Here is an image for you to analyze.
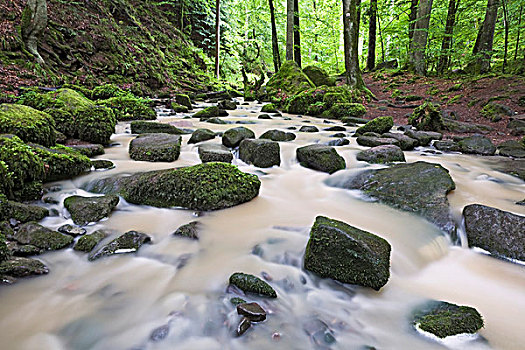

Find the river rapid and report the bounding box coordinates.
[0,99,524,350]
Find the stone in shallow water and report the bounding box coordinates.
[130,121,187,135]
[58,224,87,236]
[222,127,255,148]
[356,136,400,148]
[64,195,119,226]
[173,221,200,240]
[382,132,419,150]
[7,241,42,257]
[404,130,442,146]
[14,222,74,250]
[299,125,319,133]
[198,144,233,164]
[229,272,277,298]
[88,230,152,261]
[456,135,496,156]
[296,144,346,174]
[236,317,251,336]
[74,230,112,253]
[0,257,49,278]
[150,324,170,342]
[356,145,406,164]
[91,159,115,170]
[237,302,266,322]
[239,139,281,168]
[129,133,182,162]
[259,129,296,142]
[327,138,349,147]
[188,128,216,144]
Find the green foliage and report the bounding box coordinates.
[31,144,92,182]
[98,96,156,121]
[91,84,130,100]
[0,104,57,147]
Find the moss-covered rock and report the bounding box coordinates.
[456,135,496,156]
[130,121,187,135]
[129,133,182,162]
[304,216,391,290]
[88,230,152,261]
[69,144,105,157]
[413,301,484,338]
[303,66,335,87]
[85,162,261,211]
[261,103,278,113]
[98,96,156,121]
[356,145,406,164]
[64,195,120,226]
[188,128,216,144]
[434,140,462,152]
[404,130,442,146]
[2,200,48,223]
[264,60,314,100]
[173,221,200,240]
[171,103,189,113]
[259,129,296,142]
[174,94,193,110]
[31,144,92,182]
[356,136,401,148]
[355,117,393,135]
[381,133,419,150]
[229,272,277,298]
[322,93,348,108]
[91,159,115,170]
[480,102,514,122]
[14,222,74,250]
[299,125,319,133]
[222,127,255,148]
[322,103,366,120]
[193,106,219,120]
[0,257,49,278]
[74,229,111,253]
[198,144,233,163]
[497,140,525,158]
[0,104,56,147]
[218,99,237,110]
[239,139,281,168]
[91,83,129,100]
[409,102,444,131]
[296,144,346,174]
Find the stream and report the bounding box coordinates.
[0,99,524,350]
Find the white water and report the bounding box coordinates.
[0,100,524,350]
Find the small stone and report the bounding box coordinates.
[229,272,277,298]
[58,224,87,236]
[74,230,111,253]
[88,230,152,261]
[258,114,272,120]
[330,133,346,138]
[230,297,247,306]
[91,160,115,170]
[173,221,200,240]
[326,138,350,146]
[324,126,346,131]
[259,130,296,142]
[129,133,182,162]
[236,317,251,337]
[239,139,281,168]
[356,136,401,148]
[299,126,319,133]
[150,324,170,342]
[237,302,267,322]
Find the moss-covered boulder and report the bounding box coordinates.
[68,144,105,157]
[304,216,391,291]
[64,195,120,226]
[356,145,406,164]
[1,199,48,223]
[296,144,346,174]
[285,85,358,115]
[480,102,514,122]
[173,221,200,240]
[229,272,277,298]
[91,159,115,170]
[31,144,92,182]
[434,140,462,152]
[219,99,237,110]
[456,135,496,156]
[74,229,111,253]
[98,96,156,121]
[91,84,129,100]
[404,130,443,146]
[129,133,182,162]
[412,301,484,338]
[355,117,393,135]
[322,103,366,120]
[198,144,233,163]
[239,139,281,168]
[0,257,49,278]
[303,65,335,87]
[85,162,261,211]
[259,129,296,142]
[381,132,419,150]
[222,127,255,148]
[188,128,216,144]
[409,102,444,131]
[174,94,193,110]
[88,230,152,261]
[261,103,278,113]
[497,140,525,158]
[171,103,189,113]
[0,104,56,147]
[193,106,219,120]
[14,222,74,250]
[334,161,456,234]
[357,135,401,148]
[264,60,314,100]
[463,204,524,261]
[130,121,187,135]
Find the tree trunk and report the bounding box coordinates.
[293,0,302,67]
[342,0,365,88]
[469,0,500,73]
[408,0,419,47]
[286,0,294,61]
[515,5,523,60]
[378,11,385,62]
[269,0,281,72]
[437,0,460,74]
[214,0,220,79]
[21,0,47,65]
[366,0,377,70]
[409,0,434,75]
[502,0,508,72]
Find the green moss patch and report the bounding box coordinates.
[264,60,314,100]
[0,104,56,147]
[356,116,393,135]
[229,272,277,298]
[409,102,444,131]
[99,96,156,121]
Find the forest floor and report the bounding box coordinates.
[363,71,525,144]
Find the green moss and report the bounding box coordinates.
[3,200,48,223]
[171,103,189,113]
[193,106,219,120]
[99,96,156,121]
[91,84,130,100]
[174,94,192,109]
[356,116,393,135]
[409,102,444,131]
[448,95,461,104]
[229,272,277,298]
[131,121,186,135]
[0,104,57,147]
[306,102,327,116]
[61,84,93,98]
[129,134,182,162]
[261,103,277,113]
[322,103,366,120]
[15,222,74,250]
[264,60,314,100]
[0,161,14,196]
[64,195,119,225]
[322,93,348,108]
[303,65,335,87]
[230,297,247,306]
[31,144,92,182]
[285,85,360,114]
[74,230,111,253]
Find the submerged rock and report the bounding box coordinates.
[259,129,296,142]
[88,230,152,261]
[261,103,278,113]
[327,138,350,146]
[14,222,74,250]
[356,145,406,164]
[236,317,252,337]
[74,229,112,253]
[0,257,49,278]
[64,195,119,226]
[173,221,200,240]
[239,139,281,168]
[304,216,391,291]
[299,125,319,133]
[229,272,277,298]
[463,204,524,261]
[237,302,266,322]
[85,162,261,211]
[297,144,346,174]
[222,127,255,148]
[188,128,216,144]
[198,144,233,163]
[129,133,182,162]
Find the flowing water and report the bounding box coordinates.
[1,100,524,350]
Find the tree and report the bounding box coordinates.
[437,0,460,74]
[501,0,509,72]
[215,0,220,79]
[342,0,364,88]
[268,0,281,72]
[468,0,500,73]
[294,0,302,67]
[409,0,434,75]
[367,0,378,70]
[286,0,294,60]
[408,0,419,46]
[21,0,47,65]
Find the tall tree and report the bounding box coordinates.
[515,5,523,61]
[342,0,365,88]
[367,0,378,70]
[215,0,220,79]
[286,0,294,60]
[293,0,302,67]
[437,0,460,74]
[21,0,47,65]
[408,0,419,46]
[269,0,281,72]
[501,0,509,72]
[469,0,500,73]
[409,0,434,75]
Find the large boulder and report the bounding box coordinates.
[174,94,192,110]
[263,60,314,99]
[404,130,442,146]
[463,204,524,261]
[88,230,152,261]
[239,139,281,168]
[259,129,296,142]
[0,199,48,223]
[456,135,496,156]
[322,103,366,120]
[222,127,255,148]
[356,145,406,164]
[381,132,419,150]
[198,144,233,163]
[14,222,74,250]
[497,140,525,158]
[304,216,391,291]
[129,133,182,162]
[334,162,456,234]
[98,96,156,121]
[261,103,278,113]
[188,129,216,144]
[0,257,49,279]
[64,195,119,226]
[296,144,346,174]
[408,102,444,131]
[355,116,393,135]
[130,121,187,135]
[85,162,261,211]
[31,144,92,182]
[356,135,400,148]
[303,65,335,87]
[0,104,56,147]
[192,106,219,120]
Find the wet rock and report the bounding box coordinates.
[91,159,115,170]
[237,302,266,322]
[15,222,74,250]
[64,195,119,226]
[303,317,337,347]
[0,257,49,278]
[74,229,111,253]
[130,121,187,135]
[88,230,152,261]
[222,127,255,148]
[192,106,219,120]
[463,204,524,261]
[296,144,346,174]
[174,93,193,110]
[455,135,496,156]
[258,114,272,120]
[324,126,346,132]
[356,136,400,148]
[171,103,189,113]
[239,139,281,168]
[198,143,233,163]
[230,297,247,306]
[434,140,462,152]
[330,133,346,138]
[381,132,419,150]
[342,116,369,124]
[443,119,493,133]
[206,117,230,125]
[229,272,277,298]
[299,125,319,133]
[58,224,87,236]
[261,103,278,113]
[7,241,42,257]
[412,301,484,338]
[85,163,261,211]
[259,129,296,142]
[218,99,237,110]
[404,130,443,146]
[497,140,525,158]
[69,143,105,157]
[335,161,456,234]
[150,324,170,342]
[236,317,252,337]
[2,200,48,223]
[355,116,393,135]
[327,138,350,146]
[129,133,182,162]
[173,221,200,240]
[188,128,216,144]
[304,216,391,290]
[356,145,406,164]
[408,102,444,131]
[486,157,525,180]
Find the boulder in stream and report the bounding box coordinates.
[239,139,281,168]
[69,143,105,157]
[88,230,152,261]
[188,128,216,144]
[229,272,277,298]
[130,121,187,135]
[456,135,496,156]
[129,133,182,162]
[222,127,255,148]
[74,229,112,253]
[14,222,74,250]
[404,130,442,146]
[296,144,346,174]
[299,125,319,133]
[0,257,49,279]
[192,106,219,120]
[1,199,48,223]
[356,135,401,148]
[173,221,200,240]
[497,140,525,158]
[64,195,119,225]
[356,145,406,164]
[355,116,393,135]
[304,216,391,291]
[198,144,233,163]
[259,129,296,142]
[381,132,419,150]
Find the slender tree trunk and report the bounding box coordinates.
[286,0,294,60]
[408,0,419,47]
[21,0,47,65]
[470,0,500,73]
[378,11,385,62]
[342,0,365,88]
[367,0,377,70]
[293,0,302,67]
[269,0,281,72]
[409,0,434,75]
[214,0,220,79]
[437,0,460,74]
[502,0,508,72]
[356,0,362,33]
[515,5,523,60]
[313,0,319,61]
